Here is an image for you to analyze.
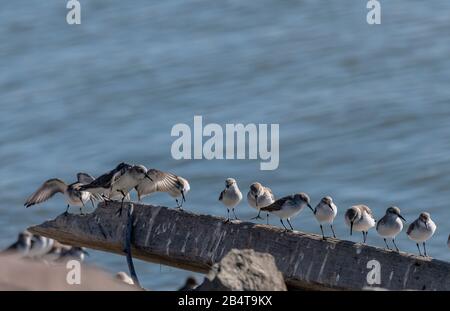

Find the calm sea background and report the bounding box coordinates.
[1,1,449,290]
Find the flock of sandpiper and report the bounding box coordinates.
[22,162,450,257]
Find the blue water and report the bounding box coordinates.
[1,1,450,290]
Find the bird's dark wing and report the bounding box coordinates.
[260,196,291,212]
[406,221,415,236]
[219,189,225,201]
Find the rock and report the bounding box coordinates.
[196,249,287,291]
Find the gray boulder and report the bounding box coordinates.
[197,249,287,291]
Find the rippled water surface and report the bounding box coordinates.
[1,1,450,290]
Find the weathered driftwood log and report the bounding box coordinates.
[29,202,450,290]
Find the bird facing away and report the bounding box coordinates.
[313,196,338,239]
[260,193,313,231]
[407,212,436,257]
[247,182,275,224]
[24,172,98,215]
[2,230,33,257]
[135,169,190,209]
[376,206,406,251]
[344,205,376,243]
[219,178,243,222]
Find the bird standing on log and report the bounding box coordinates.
[376,206,406,251]
[407,212,436,257]
[247,182,275,224]
[219,178,242,222]
[135,169,190,209]
[24,172,98,215]
[313,196,338,239]
[344,205,376,243]
[260,193,313,231]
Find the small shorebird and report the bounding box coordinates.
[313,196,338,239]
[219,178,243,222]
[260,193,313,231]
[24,172,98,215]
[247,182,275,224]
[79,162,132,201]
[407,212,436,257]
[135,169,190,209]
[2,230,32,256]
[109,165,152,215]
[344,205,376,243]
[27,235,55,258]
[376,206,406,251]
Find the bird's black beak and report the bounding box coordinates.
[82,250,90,256]
[328,203,334,211]
[145,174,153,181]
[350,221,353,236]
[399,214,406,222]
[307,203,314,212]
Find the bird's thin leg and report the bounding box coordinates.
[423,242,428,257]
[176,199,183,210]
[232,208,239,220]
[80,200,86,216]
[362,231,366,243]
[266,213,269,225]
[65,204,70,215]
[224,209,230,223]
[384,238,390,250]
[116,190,126,217]
[320,224,325,240]
[280,219,288,230]
[330,224,336,238]
[286,218,294,231]
[251,210,262,220]
[416,243,422,256]
[392,239,399,252]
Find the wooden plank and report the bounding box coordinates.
[28,202,450,290]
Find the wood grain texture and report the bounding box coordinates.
[28,202,450,290]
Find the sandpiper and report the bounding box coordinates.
[313,196,338,239]
[27,235,55,258]
[406,212,436,257]
[376,206,406,251]
[260,193,313,231]
[24,172,99,215]
[247,182,275,224]
[219,178,243,222]
[135,169,190,209]
[79,162,132,201]
[109,164,152,216]
[2,230,32,256]
[344,205,376,243]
